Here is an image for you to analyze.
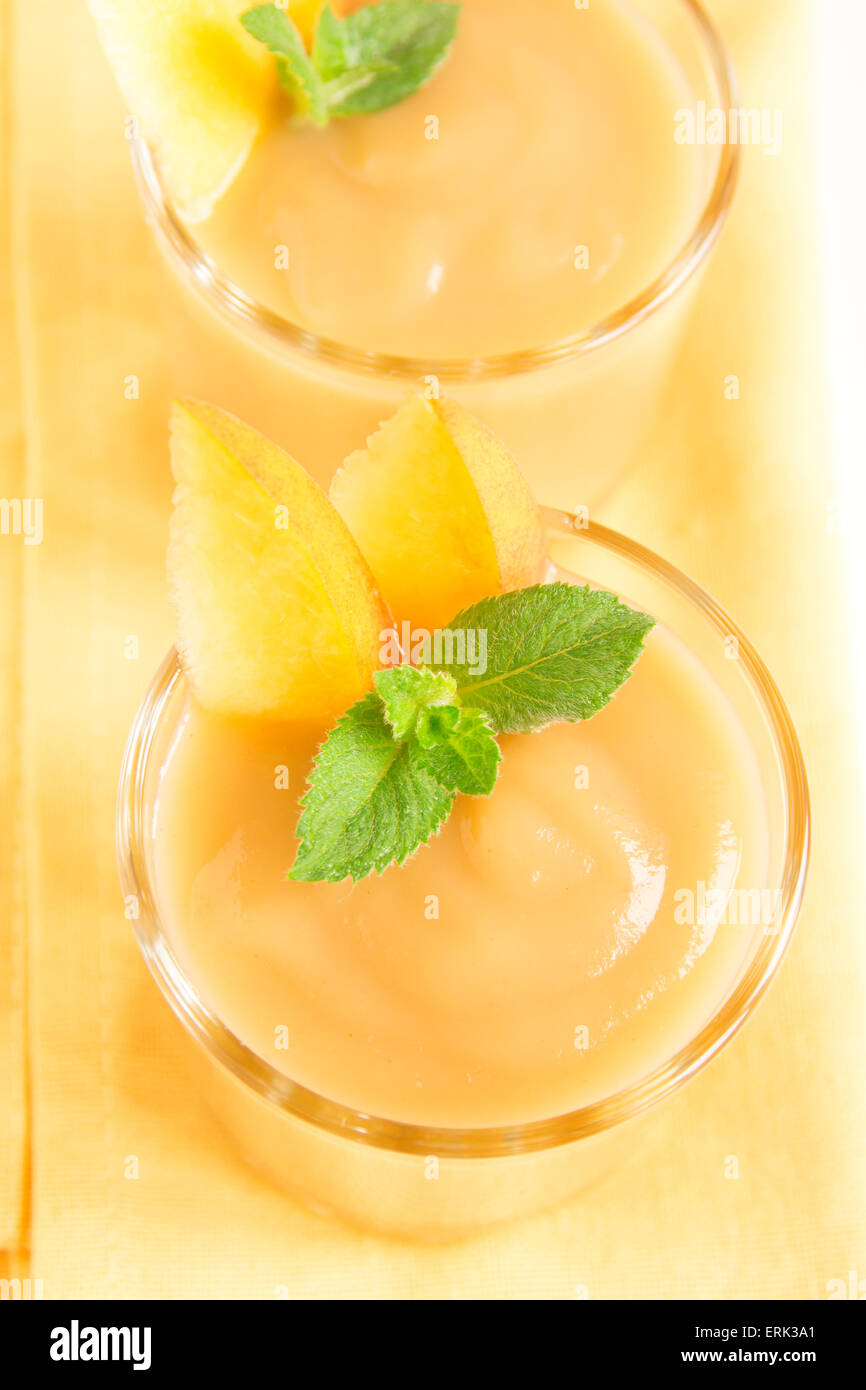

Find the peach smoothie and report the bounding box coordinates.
[194,0,704,359]
[152,604,766,1128]
[136,395,771,1135]
[90,0,739,502]
[119,397,806,1228]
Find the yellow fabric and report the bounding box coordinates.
[1,0,863,1297]
[0,0,29,1262]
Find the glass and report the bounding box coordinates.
[117,512,809,1238]
[130,0,741,508]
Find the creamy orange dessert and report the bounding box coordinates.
[89,0,727,506]
[147,398,768,1129]
[89,0,706,358]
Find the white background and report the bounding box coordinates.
[815,0,866,796]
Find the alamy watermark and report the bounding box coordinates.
[674,881,782,929]
[675,102,783,156]
[50,1321,151,1371]
[0,496,43,546]
[1,1277,44,1300]
[380,622,487,676]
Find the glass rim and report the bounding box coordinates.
[130,0,742,383]
[116,513,809,1160]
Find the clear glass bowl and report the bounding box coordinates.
[130,0,742,506]
[117,513,808,1237]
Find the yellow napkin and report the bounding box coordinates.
[0,2,29,1273]
[2,0,863,1297]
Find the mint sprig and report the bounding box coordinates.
[289,583,654,884]
[432,582,656,734]
[241,2,460,127]
[374,664,457,740]
[240,5,328,124]
[289,691,456,882]
[415,706,501,797]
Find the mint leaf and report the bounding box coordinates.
[415,702,459,748]
[241,5,327,125]
[310,1,347,79]
[315,2,460,118]
[373,664,456,741]
[244,2,460,125]
[289,692,454,883]
[416,707,500,796]
[435,583,655,734]
[289,582,653,883]
[312,4,399,89]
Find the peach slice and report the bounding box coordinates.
[87,0,275,222]
[329,396,546,633]
[169,401,392,722]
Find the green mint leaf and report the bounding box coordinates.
[313,0,460,118]
[241,5,327,125]
[311,1,346,80]
[434,583,655,734]
[289,691,454,883]
[313,4,398,83]
[416,707,501,796]
[373,664,457,741]
[290,583,653,882]
[415,702,459,748]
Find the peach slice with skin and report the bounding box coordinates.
[169,401,392,722]
[329,395,546,634]
[87,0,275,222]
